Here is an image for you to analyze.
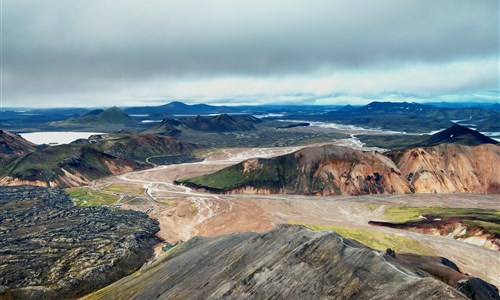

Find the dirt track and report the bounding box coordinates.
[92,143,500,287]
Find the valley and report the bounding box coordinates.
[77,143,500,289]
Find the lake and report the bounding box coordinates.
[20,132,105,145]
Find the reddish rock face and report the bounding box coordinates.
[181,144,499,196]
[395,144,500,194]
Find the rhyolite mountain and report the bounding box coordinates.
[417,124,498,147]
[0,144,149,187]
[177,143,500,195]
[388,143,499,194]
[0,129,36,156]
[85,224,499,300]
[177,145,413,195]
[0,185,161,299]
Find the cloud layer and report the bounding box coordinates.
[2,0,499,107]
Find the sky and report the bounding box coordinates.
[1,0,499,108]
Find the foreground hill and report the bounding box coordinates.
[0,129,36,156]
[0,144,149,187]
[86,224,499,300]
[177,144,500,195]
[0,185,160,299]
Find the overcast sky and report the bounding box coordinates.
[1,0,499,107]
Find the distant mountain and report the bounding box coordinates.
[418,124,498,147]
[144,114,261,135]
[143,119,182,136]
[124,101,237,115]
[177,143,500,195]
[74,106,135,124]
[490,103,500,112]
[87,224,494,299]
[0,130,36,156]
[51,107,137,129]
[283,101,498,133]
[0,144,149,187]
[184,114,259,132]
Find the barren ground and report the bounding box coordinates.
[88,141,500,287]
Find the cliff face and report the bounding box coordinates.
[0,186,161,299]
[393,144,500,194]
[179,144,500,196]
[85,224,497,300]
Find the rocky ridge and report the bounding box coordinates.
[85,224,499,300]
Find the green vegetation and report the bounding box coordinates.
[383,206,500,235]
[384,206,500,223]
[178,159,286,190]
[67,187,119,206]
[366,204,377,211]
[296,223,432,255]
[103,184,144,196]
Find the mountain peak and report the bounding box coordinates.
[420,124,497,146]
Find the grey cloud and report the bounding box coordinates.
[2,0,499,106]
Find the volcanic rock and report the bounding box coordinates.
[0,185,161,299]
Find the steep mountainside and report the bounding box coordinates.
[0,129,36,156]
[178,144,500,195]
[177,145,412,195]
[0,185,160,299]
[85,224,499,300]
[389,143,500,194]
[0,144,149,188]
[417,124,498,146]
